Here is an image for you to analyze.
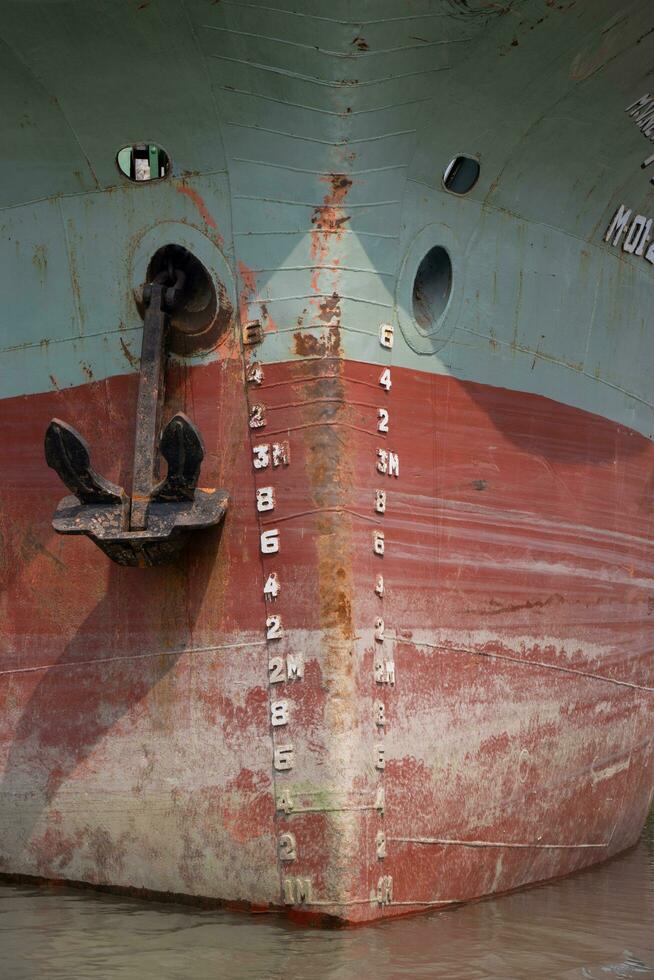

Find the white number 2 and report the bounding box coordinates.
[249,404,266,429]
[377,408,389,433]
[266,615,283,639]
[268,655,304,684]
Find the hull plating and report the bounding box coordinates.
[2,0,654,924]
[1,357,653,923]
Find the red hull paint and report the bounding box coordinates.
[1,352,653,923]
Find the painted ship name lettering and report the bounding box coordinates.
[604,203,654,263]
[622,95,654,184]
[626,93,654,144]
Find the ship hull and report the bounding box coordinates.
[2,354,653,923]
[2,0,654,925]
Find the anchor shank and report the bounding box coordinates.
[130,281,167,530]
[45,255,228,566]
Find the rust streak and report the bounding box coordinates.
[119,338,139,369]
[174,183,224,247]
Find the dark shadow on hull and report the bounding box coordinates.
[0,519,224,878]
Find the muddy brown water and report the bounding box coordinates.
[1,812,652,980]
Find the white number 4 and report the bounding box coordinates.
[264,572,280,600]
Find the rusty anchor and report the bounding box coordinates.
[44,262,228,566]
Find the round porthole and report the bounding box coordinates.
[117,143,170,182]
[443,155,480,195]
[412,246,452,332]
[396,223,462,355]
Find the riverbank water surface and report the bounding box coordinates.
[1,812,652,980]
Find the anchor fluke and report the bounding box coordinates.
[154,412,204,503]
[45,418,126,506]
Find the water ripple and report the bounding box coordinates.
[1,813,652,980]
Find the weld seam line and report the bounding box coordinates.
[389,836,608,849]
[417,640,654,693]
[262,420,378,437]
[0,640,266,678]
[260,506,379,526]
[258,398,379,411]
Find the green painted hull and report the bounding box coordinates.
[0,0,652,431]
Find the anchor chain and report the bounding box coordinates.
[143,259,186,311]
